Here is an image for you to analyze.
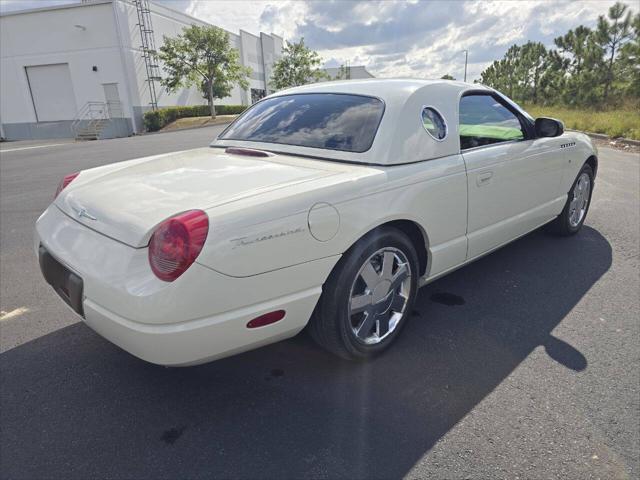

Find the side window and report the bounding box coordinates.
[459,95,525,150]
[421,106,447,140]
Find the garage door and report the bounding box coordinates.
[26,64,78,122]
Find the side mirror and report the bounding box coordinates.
[535,117,564,138]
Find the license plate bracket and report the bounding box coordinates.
[38,245,84,316]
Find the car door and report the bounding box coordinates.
[460,92,565,259]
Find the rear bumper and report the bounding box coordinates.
[83,288,321,366]
[35,205,338,366]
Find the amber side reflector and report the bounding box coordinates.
[247,310,286,328]
[225,147,272,157]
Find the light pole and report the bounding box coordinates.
[461,49,468,82]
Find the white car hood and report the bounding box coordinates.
[55,147,337,247]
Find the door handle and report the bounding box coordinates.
[476,171,493,186]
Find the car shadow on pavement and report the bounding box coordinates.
[0,226,611,480]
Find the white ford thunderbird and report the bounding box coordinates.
[36,79,597,366]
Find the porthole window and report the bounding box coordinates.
[421,106,447,140]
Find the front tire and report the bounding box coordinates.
[308,227,419,360]
[548,163,594,236]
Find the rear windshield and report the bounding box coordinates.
[219,93,385,153]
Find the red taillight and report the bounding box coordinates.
[246,310,286,329]
[148,210,209,282]
[55,172,80,198]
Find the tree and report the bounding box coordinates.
[595,2,634,101]
[199,76,236,107]
[616,12,640,98]
[479,1,638,108]
[555,26,593,75]
[537,49,567,105]
[480,45,521,99]
[440,74,456,80]
[159,25,251,118]
[517,42,548,103]
[482,43,556,104]
[554,26,603,106]
[270,38,328,90]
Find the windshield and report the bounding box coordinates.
[218,93,385,153]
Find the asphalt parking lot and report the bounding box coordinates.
[1,126,638,479]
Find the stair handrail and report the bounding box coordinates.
[71,101,119,137]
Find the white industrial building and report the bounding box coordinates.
[322,65,374,81]
[0,0,283,140]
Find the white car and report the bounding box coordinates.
[36,79,597,366]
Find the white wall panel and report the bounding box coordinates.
[0,0,283,136]
[0,2,129,126]
[0,3,118,56]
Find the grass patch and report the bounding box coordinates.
[160,115,238,132]
[523,104,640,140]
[144,104,246,132]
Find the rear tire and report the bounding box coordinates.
[548,164,594,236]
[308,227,419,360]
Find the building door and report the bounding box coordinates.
[103,83,123,118]
[25,64,77,122]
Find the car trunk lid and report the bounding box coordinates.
[56,147,337,248]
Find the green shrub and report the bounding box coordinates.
[216,105,247,115]
[143,104,246,132]
[143,110,162,132]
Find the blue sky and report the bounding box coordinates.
[0,0,624,81]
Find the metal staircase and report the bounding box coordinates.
[134,0,161,110]
[71,101,122,140]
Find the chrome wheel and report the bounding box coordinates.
[348,247,412,345]
[569,172,591,228]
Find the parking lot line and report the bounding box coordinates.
[1,143,69,153]
[0,307,30,322]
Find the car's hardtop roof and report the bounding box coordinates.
[270,78,490,104]
[213,79,494,166]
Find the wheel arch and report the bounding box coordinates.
[585,155,598,178]
[343,218,430,277]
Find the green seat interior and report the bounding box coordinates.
[459,124,524,141]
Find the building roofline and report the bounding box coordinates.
[239,29,259,39]
[138,0,215,31]
[143,0,281,41]
[324,65,370,70]
[323,65,375,77]
[0,0,281,44]
[0,0,112,17]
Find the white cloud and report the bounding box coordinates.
[243,0,621,81]
[185,1,268,35]
[183,0,306,39]
[1,0,626,81]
